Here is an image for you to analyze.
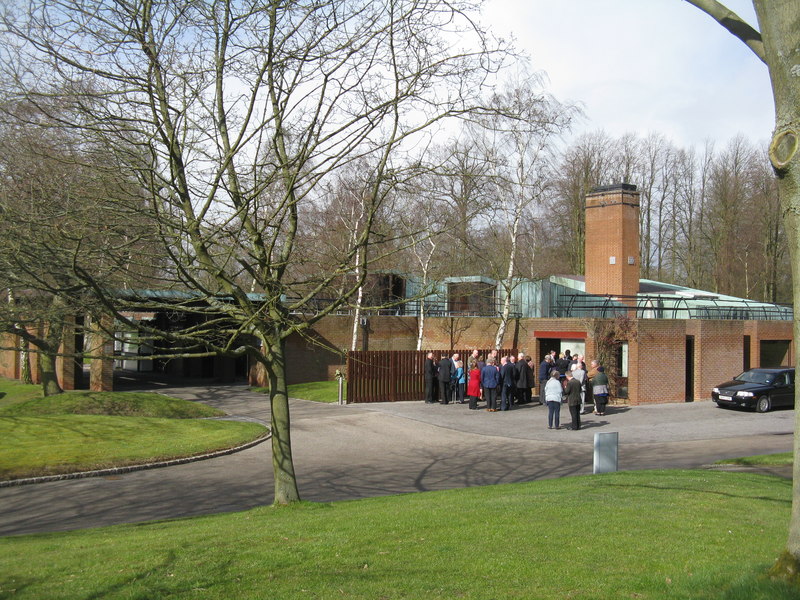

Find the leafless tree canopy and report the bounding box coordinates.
[1,0,510,502]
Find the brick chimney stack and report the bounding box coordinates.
[584,183,640,299]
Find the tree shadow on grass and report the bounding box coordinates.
[592,476,791,506]
[702,568,799,600]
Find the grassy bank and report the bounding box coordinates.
[0,379,268,480]
[0,469,794,599]
[252,380,344,403]
[715,452,793,466]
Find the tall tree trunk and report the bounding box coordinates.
[39,318,65,396]
[496,198,522,349]
[414,236,436,351]
[416,298,426,351]
[38,349,62,396]
[351,290,363,352]
[750,0,800,580]
[494,288,511,350]
[20,339,32,385]
[350,231,365,352]
[263,335,300,505]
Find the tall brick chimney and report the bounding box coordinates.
[584,183,640,298]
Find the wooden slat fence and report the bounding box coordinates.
[346,348,517,403]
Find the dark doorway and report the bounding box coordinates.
[685,335,695,402]
[760,340,791,367]
[743,336,751,371]
[538,338,561,360]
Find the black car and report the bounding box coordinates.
[712,367,795,413]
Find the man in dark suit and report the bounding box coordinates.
[500,355,517,411]
[424,352,437,403]
[515,352,533,405]
[437,354,453,404]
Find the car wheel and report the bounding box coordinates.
[755,395,771,413]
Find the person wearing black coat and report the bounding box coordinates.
[515,353,534,405]
[424,352,437,403]
[555,353,571,376]
[499,356,517,411]
[437,354,453,404]
[539,355,553,393]
[564,370,583,430]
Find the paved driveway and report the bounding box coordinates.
[0,385,793,537]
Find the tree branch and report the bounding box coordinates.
[682,0,766,64]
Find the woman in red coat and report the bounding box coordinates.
[467,362,482,410]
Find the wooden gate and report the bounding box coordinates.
[346,348,517,403]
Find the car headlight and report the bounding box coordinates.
[737,391,754,397]
[712,388,720,394]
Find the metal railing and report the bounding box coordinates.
[287,296,522,319]
[549,292,792,321]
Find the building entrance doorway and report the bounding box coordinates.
[685,335,695,402]
[760,340,791,367]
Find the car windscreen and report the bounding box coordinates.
[733,371,774,385]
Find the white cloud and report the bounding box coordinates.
[483,0,774,148]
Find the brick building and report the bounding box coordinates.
[271,183,793,404]
[1,184,792,404]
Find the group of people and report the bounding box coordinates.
[424,349,535,411]
[423,348,611,431]
[540,351,609,431]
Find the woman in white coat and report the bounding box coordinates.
[544,369,564,430]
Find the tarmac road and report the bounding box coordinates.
[0,384,794,537]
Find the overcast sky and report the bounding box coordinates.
[482,0,774,149]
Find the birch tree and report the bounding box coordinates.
[469,79,573,347]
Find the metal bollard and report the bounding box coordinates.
[336,370,345,405]
[593,431,619,474]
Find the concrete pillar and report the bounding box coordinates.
[56,316,81,391]
[88,314,115,392]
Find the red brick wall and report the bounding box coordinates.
[633,320,688,404]
[87,316,115,392]
[688,320,745,402]
[57,318,78,391]
[745,320,795,367]
[423,317,507,351]
[0,333,19,380]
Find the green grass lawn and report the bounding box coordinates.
[253,380,344,403]
[715,452,793,466]
[0,470,794,599]
[0,379,268,480]
[0,378,45,409]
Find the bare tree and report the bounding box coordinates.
[636,133,678,280]
[394,175,446,350]
[671,142,714,289]
[1,0,507,503]
[751,155,788,302]
[0,104,157,395]
[466,78,574,347]
[549,131,616,275]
